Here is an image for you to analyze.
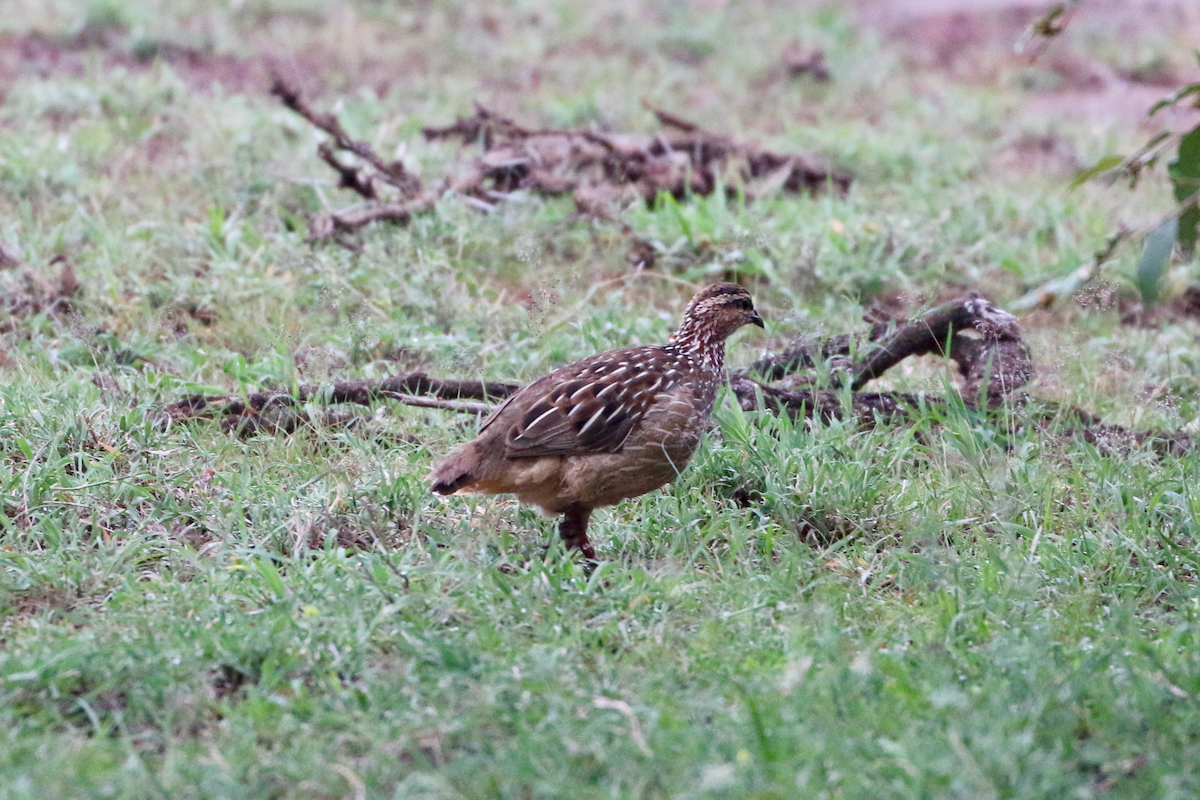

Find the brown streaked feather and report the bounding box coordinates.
[482,346,685,459]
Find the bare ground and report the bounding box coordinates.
[3,0,1198,140]
[859,0,1200,132]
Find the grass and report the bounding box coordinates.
[2,0,1199,797]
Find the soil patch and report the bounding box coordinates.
[857,0,1200,133]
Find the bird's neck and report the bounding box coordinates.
[670,320,725,370]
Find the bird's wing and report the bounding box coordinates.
[494,347,683,459]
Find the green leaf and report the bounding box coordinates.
[1179,204,1200,260]
[256,557,288,600]
[1168,125,1200,256]
[1136,218,1176,306]
[1149,84,1200,117]
[661,193,693,241]
[207,204,225,242]
[1069,154,1124,190]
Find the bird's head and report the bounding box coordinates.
[670,282,764,364]
[679,282,764,338]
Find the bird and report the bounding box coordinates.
[430,282,764,560]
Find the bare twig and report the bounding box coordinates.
[271,76,421,196]
[591,697,653,757]
[158,372,517,428]
[644,103,699,133]
[307,198,438,242]
[370,532,412,591]
[317,142,379,200]
[382,392,493,415]
[222,407,368,437]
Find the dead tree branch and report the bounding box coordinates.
[153,293,1189,453]
[739,293,1031,410]
[157,372,517,431]
[729,377,933,423]
[271,76,420,197]
[271,80,851,244]
[847,293,1024,390]
[307,199,438,242]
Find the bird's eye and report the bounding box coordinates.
[732,298,752,311]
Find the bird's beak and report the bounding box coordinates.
[748,310,765,329]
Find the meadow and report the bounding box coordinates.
[1,1,1199,797]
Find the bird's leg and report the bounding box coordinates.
[558,505,596,561]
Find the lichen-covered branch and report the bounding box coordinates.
[847,293,1026,392]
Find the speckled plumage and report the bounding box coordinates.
[431,282,763,559]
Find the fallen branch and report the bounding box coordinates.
[307,199,437,243]
[223,407,369,437]
[157,372,517,429]
[153,293,1189,454]
[271,77,421,198]
[740,332,861,382]
[1009,228,1128,311]
[729,378,932,423]
[422,103,853,203]
[846,293,1032,412]
[155,295,1026,428]
[271,79,851,244]
[739,293,1031,409]
[1034,403,1194,458]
